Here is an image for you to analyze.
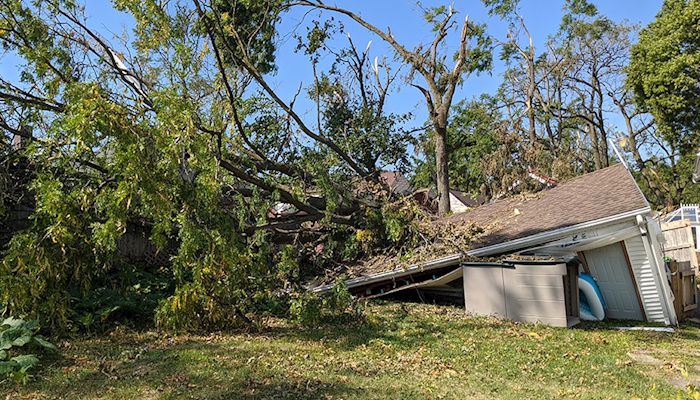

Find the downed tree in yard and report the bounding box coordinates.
[0,0,468,333]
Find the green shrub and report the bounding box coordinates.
[74,264,172,333]
[290,280,362,325]
[0,317,56,384]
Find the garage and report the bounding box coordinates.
[582,242,644,320]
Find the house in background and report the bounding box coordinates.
[411,186,486,213]
[379,171,414,197]
[448,190,487,213]
[380,171,486,213]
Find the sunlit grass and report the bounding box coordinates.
[3,301,699,399]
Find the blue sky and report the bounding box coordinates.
[1,1,664,139]
[267,0,664,127]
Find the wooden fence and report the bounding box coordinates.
[660,220,699,271]
[668,261,697,321]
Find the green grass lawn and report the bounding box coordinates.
[2,301,699,399]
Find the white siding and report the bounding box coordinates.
[624,235,667,322]
[449,193,469,213]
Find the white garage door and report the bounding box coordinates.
[584,242,644,321]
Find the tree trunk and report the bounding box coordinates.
[593,78,609,168]
[599,131,609,168]
[527,61,537,143]
[588,122,601,170]
[434,123,451,215]
[527,98,536,143]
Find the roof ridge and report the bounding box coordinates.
[557,162,625,183]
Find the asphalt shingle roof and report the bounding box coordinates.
[448,164,650,248]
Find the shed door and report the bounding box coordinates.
[584,242,643,321]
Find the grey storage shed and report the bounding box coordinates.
[462,261,579,327]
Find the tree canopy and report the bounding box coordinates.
[628,0,700,138]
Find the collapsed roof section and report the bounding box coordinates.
[313,163,677,326]
[316,163,650,288]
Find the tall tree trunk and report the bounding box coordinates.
[588,122,601,170]
[593,77,609,168]
[527,98,536,143]
[598,130,609,168]
[435,123,451,215]
[526,61,537,143]
[297,2,481,217]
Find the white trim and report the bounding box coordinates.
[467,207,651,257]
[609,138,629,169]
[624,167,652,210]
[522,225,641,255]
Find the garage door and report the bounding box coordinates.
[584,242,644,321]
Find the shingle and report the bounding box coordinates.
[380,171,414,196]
[447,164,649,248]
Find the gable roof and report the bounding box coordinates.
[448,164,650,249]
[380,171,414,196]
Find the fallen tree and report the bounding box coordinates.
[0,0,424,332]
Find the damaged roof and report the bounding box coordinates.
[312,164,650,292]
[448,163,650,249]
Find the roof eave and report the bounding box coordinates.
[467,206,652,257]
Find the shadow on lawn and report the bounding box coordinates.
[5,303,493,399]
[263,302,510,352]
[13,338,370,400]
[8,302,697,399]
